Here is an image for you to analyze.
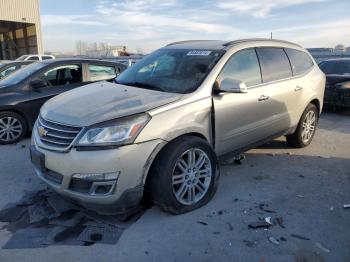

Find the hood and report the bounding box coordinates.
[41,81,182,126]
[326,74,350,86]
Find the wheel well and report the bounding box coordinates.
[141,133,209,206]
[310,99,320,114]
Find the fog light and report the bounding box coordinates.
[72,172,120,181]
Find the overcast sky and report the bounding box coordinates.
[40,0,350,53]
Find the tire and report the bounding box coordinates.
[0,111,27,145]
[286,104,318,148]
[150,136,219,214]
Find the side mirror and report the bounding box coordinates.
[30,79,47,89]
[216,78,248,93]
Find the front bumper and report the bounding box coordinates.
[324,86,350,108]
[31,134,164,214]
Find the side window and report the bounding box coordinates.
[217,48,262,87]
[256,47,292,83]
[284,48,314,75]
[0,65,17,78]
[42,56,53,60]
[41,64,82,86]
[88,65,117,81]
[28,56,39,61]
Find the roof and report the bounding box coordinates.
[39,58,126,66]
[164,38,302,50]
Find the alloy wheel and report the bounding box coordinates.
[172,148,212,205]
[0,117,23,143]
[301,110,316,144]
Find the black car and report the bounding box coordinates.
[319,59,350,109]
[0,60,34,80]
[0,58,126,144]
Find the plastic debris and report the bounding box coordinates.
[291,234,310,240]
[265,217,273,225]
[233,154,246,165]
[344,204,350,209]
[248,221,271,229]
[315,242,330,253]
[268,236,280,246]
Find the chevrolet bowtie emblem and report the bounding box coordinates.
[38,126,48,137]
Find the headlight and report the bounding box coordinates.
[76,114,150,147]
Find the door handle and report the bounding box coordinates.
[258,95,270,101]
[295,86,303,91]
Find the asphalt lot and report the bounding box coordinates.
[0,111,349,262]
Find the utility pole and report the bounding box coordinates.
[270,32,273,39]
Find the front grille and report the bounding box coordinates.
[37,116,82,151]
[69,178,93,193]
[43,170,64,184]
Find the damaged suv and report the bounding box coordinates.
[30,39,325,214]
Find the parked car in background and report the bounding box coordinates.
[0,60,34,80]
[0,58,127,144]
[319,58,350,109]
[16,54,55,61]
[30,39,325,215]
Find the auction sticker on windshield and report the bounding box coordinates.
[187,51,212,56]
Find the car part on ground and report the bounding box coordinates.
[30,39,325,215]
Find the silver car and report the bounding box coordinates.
[30,39,325,214]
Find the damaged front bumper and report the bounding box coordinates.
[30,137,164,214]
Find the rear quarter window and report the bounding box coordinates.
[256,47,292,83]
[284,48,313,75]
[88,64,117,81]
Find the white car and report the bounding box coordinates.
[16,54,55,61]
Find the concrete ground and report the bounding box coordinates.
[0,112,349,262]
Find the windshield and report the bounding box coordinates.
[319,60,350,75]
[15,55,28,61]
[116,49,223,94]
[0,62,46,86]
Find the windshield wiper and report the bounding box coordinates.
[120,81,164,92]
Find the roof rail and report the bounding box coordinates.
[223,38,302,48]
[166,40,219,46]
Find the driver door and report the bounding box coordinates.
[213,48,274,155]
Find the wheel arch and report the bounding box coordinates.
[141,133,213,203]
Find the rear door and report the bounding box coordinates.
[27,63,84,120]
[213,48,275,155]
[255,47,295,134]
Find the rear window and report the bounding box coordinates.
[256,47,292,83]
[28,56,39,61]
[42,56,53,60]
[285,48,313,75]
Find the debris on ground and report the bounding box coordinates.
[243,240,257,248]
[264,217,272,225]
[343,204,350,209]
[233,154,245,165]
[296,194,304,198]
[248,221,271,229]
[258,203,276,213]
[226,222,233,231]
[330,206,334,211]
[0,189,144,249]
[291,234,310,241]
[315,242,330,253]
[197,221,208,226]
[274,216,285,228]
[268,236,280,246]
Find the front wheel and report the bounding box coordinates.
[0,111,27,145]
[150,136,219,214]
[286,104,318,148]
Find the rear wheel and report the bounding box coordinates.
[286,104,318,148]
[150,136,219,214]
[0,111,27,145]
